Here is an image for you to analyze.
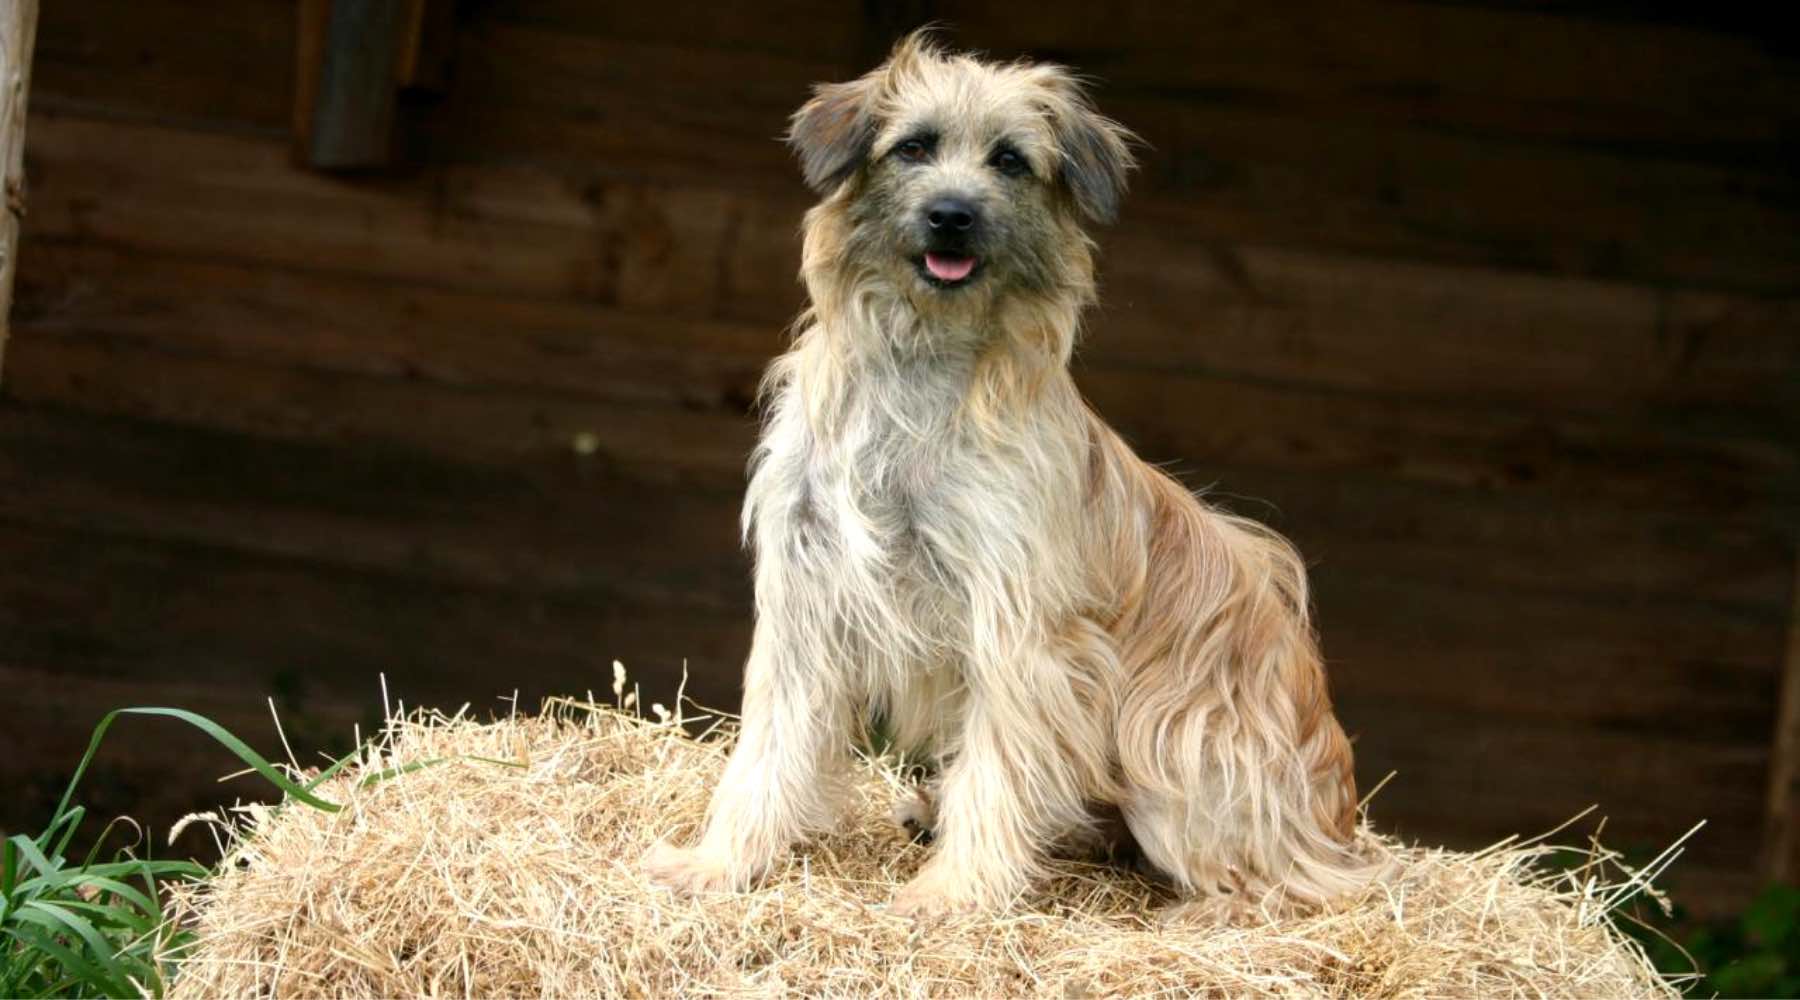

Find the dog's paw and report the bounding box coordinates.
[890,865,982,920]
[642,842,741,896]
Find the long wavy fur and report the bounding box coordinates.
[647,31,1385,916]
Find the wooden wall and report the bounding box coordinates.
[2,1,1795,915]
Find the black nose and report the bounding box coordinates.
[925,197,978,233]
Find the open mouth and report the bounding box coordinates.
[918,252,979,288]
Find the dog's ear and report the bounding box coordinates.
[1050,87,1138,225]
[787,75,878,194]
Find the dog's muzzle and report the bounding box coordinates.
[918,196,981,287]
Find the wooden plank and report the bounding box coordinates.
[16,113,1798,451]
[468,0,862,64]
[1765,556,1800,883]
[0,405,1778,742]
[31,0,293,132]
[1314,574,1780,741]
[1226,465,1791,615]
[944,1,1800,157]
[30,3,1798,293]
[0,406,1784,777]
[0,401,750,609]
[410,21,1799,291]
[1340,698,1765,917]
[54,0,1798,160]
[12,242,778,408]
[22,233,1798,435]
[1098,94,1800,294]
[23,112,1798,424]
[1,398,1787,628]
[21,112,811,322]
[0,0,37,379]
[8,317,1792,523]
[12,233,1791,610]
[1092,232,1800,432]
[1077,365,1796,516]
[0,332,759,487]
[0,518,752,710]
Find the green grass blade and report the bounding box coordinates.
[357,756,450,787]
[21,900,129,981]
[2,924,68,997]
[1,837,16,903]
[7,835,61,884]
[355,753,526,789]
[37,897,151,936]
[302,749,359,793]
[54,877,158,923]
[35,859,205,882]
[46,707,342,851]
[35,806,84,871]
[9,906,133,998]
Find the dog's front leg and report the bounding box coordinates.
[645,618,850,895]
[892,626,1110,918]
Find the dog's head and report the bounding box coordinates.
[788,32,1136,311]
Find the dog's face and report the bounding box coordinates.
[788,34,1135,311]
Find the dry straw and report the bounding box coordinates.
[163,681,1691,998]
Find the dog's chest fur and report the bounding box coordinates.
[754,351,993,652]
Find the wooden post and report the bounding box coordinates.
[1764,553,1800,884]
[293,0,453,171]
[0,0,39,381]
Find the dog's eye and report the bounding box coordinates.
[990,149,1028,177]
[894,139,930,163]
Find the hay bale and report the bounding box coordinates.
[165,697,1683,998]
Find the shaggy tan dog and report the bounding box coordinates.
[647,32,1378,918]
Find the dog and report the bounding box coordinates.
[645,31,1377,918]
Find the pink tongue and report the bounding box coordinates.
[925,252,975,282]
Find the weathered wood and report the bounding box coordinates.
[34,0,293,131]
[28,8,1800,290]
[1,333,759,486]
[295,0,408,168]
[1092,232,1800,434]
[1340,695,1767,916]
[22,113,811,322]
[43,0,1800,157]
[0,517,753,710]
[472,0,863,64]
[1765,557,1800,883]
[0,0,38,379]
[20,234,1798,436]
[418,22,1800,291]
[11,242,780,408]
[19,115,1800,436]
[1315,574,1779,741]
[396,0,455,92]
[945,1,1800,158]
[0,402,752,609]
[2,399,1788,632]
[9,318,1793,524]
